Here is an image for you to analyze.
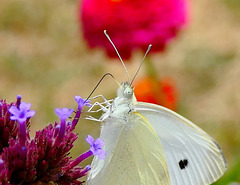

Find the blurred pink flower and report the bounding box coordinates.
[80,0,189,59]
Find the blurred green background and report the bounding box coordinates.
[0,0,240,184]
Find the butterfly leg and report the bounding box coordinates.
[87,101,109,113]
[85,101,109,122]
[89,95,112,106]
[85,115,102,122]
[88,95,113,112]
[86,95,113,122]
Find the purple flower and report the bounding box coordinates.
[71,96,91,130]
[55,108,74,121]
[86,135,106,159]
[54,108,74,146]
[0,96,95,184]
[7,100,34,147]
[0,100,19,154]
[67,135,106,172]
[9,102,35,123]
[75,96,91,109]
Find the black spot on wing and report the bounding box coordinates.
[179,159,188,170]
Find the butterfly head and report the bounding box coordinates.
[117,82,134,99]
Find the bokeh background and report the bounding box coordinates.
[0,0,240,183]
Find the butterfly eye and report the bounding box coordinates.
[123,87,133,98]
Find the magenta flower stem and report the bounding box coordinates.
[54,124,60,137]
[70,150,93,168]
[20,146,27,161]
[19,121,26,146]
[54,119,66,146]
[0,102,2,116]
[71,108,82,130]
[16,95,22,108]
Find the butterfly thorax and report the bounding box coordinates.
[101,82,137,122]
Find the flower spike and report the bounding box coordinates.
[75,96,91,109]
[9,102,35,123]
[86,135,106,159]
[71,96,91,130]
[67,135,106,170]
[55,108,74,121]
[8,101,35,146]
[1,96,93,184]
[54,108,74,146]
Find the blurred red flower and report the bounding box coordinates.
[80,0,188,59]
[134,77,178,111]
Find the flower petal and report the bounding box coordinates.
[19,102,31,111]
[75,96,91,108]
[95,138,104,148]
[97,150,107,160]
[8,106,20,116]
[85,135,94,145]
[25,110,36,118]
[55,108,73,121]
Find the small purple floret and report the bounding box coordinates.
[67,135,106,169]
[82,164,91,175]
[71,96,91,130]
[1,96,93,184]
[54,108,73,146]
[9,102,35,123]
[75,96,91,109]
[55,108,74,121]
[86,135,106,159]
[85,164,91,171]
[8,101,35,146]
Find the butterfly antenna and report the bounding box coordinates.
[85,73,115,101]
[104,30,130,83]
[130,44,152,85]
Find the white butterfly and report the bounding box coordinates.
[86,31,227,185]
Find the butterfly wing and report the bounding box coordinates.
[135,102,227,185]
[87,111,170,185]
